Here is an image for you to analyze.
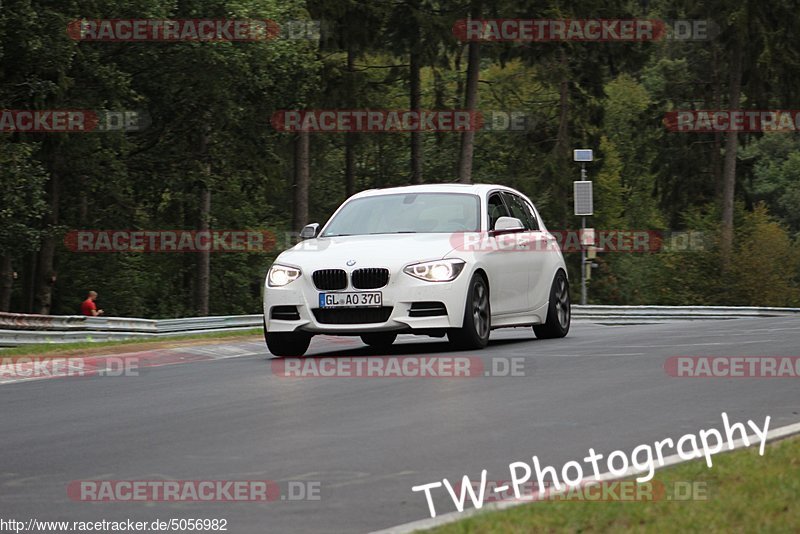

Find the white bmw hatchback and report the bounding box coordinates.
[263,184,570,356]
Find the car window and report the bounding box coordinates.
[501,192,539,231]
[487,193,510,230]
[522,198,541,231]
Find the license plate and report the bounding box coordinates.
[319,292,382,308]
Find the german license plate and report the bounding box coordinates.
[319,292,382,308]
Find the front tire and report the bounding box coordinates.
[264,319,311,357]
[533,270,570,339]
[360,332,397,349]
[448,273,490,349]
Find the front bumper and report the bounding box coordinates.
[263,268,471,334]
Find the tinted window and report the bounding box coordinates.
[523,199,541,230]
[501,192,539,230]
[487,193,510,230]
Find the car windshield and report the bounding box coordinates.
[321,192,481,236]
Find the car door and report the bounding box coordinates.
[502,192,553,311]
[482,192,530,315]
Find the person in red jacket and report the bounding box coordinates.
[80,291,104,316]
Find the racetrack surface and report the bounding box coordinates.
[1,318,798,533]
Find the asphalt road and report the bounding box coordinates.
[1,318,799,533]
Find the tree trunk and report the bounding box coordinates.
[457,1,482,184]
[194,123,212,317]
[0,256,13,312]
[345,133,355,198]
[78,174,89,225]
[711,46,723,200]
[554,48,571,229]
[433,66,446,148]
[33,163,60,315]
[195,182,211,316]
[721,40,743,266]
[555,48,570,159]
[454,46,464,104]
[22,252,36,313]
[410,48,423,184]
[293,131,310,232]
[33,243,56,315]
[345,47,356,197]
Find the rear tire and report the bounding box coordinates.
[533,270,570,339]
[264,319,311,357]
[448,273,490,350]
[360,332,397,348]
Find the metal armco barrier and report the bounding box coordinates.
[0,312,261,347]
[1,306,798,347]
[573,305,800,319]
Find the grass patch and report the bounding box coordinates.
[0,329,263,358]
[430,435,800,533]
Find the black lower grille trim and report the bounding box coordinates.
[271,305,300,321]
[312,307,393,324]
[409,301,448,317]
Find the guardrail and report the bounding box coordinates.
[1,306,798,347]
[0,312,263,347]
[573,305,800,321]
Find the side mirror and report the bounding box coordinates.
[300,223,320,239]
[493,216,525,234]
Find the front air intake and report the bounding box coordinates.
[312,307,393,324]
[409,302,448,317]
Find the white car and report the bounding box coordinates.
[263,184,570,356]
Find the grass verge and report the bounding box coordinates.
[429,434,799,533]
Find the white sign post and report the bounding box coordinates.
[573,149,594,305]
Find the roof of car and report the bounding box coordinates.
[351,183,516,198]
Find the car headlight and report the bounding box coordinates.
[267,264,302,287]
[404,259,466,282]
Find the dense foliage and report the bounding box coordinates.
[1,0,798,317]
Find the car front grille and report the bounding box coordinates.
[312,307,393,324]
[351,268,389,289]
[312,269,348,290]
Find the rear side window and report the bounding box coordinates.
[501,192,539,230]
